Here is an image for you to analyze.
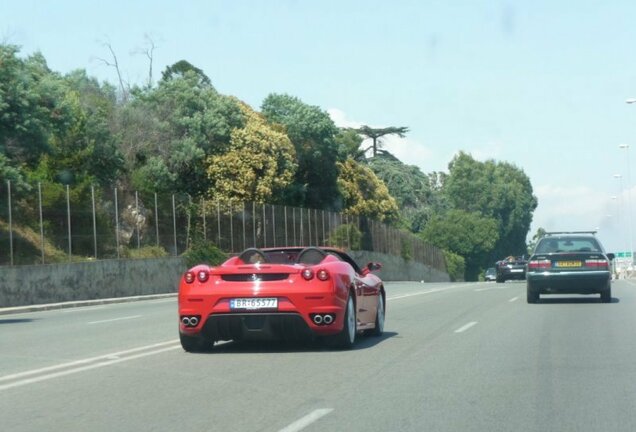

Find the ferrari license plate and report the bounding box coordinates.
[556,261,581,268]
[230,298,278,310]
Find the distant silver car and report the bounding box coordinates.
[485,267,497,281]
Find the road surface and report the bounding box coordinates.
[2,280,636,431]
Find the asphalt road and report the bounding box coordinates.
[2,279,636,432]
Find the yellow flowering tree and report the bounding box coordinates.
[206,103,296,203]
[336,158,399,223]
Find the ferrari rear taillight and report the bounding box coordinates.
[301,269,314,280]
[585,259,609,268]
[197,270,209,282]
[184,271,195,284]
[316,269,330,281]
[528,259,551,269]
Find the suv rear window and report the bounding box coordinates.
[535,237,601,254]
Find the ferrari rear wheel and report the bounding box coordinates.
[180,333,214,353]
[371,294,384,337]
[331,295,356,349]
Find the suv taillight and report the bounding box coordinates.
[585,259,609,268]
[528,259,551,269]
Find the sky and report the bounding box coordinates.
[3,0,636,253]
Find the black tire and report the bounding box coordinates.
[180,333,214,353]
[600,283,612,303]
[371,294,385,337]
[527,284,539,303]
[331,294,356,349]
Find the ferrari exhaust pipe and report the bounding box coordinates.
[182,317,191,326]
[313,314,323,325]
[189,316,199,326]
[323,314,334,325]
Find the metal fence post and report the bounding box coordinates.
[293,207,297,246]
[202,197,207,242]
[7,180,13,266]
[262,203,267,248]
[115,187,120,258]
[307,209,311,246]
[242,202,246,250]
[154,193,159,247]
[217,201,221,247]
[229,201,234,253]
[252,201,256,247]
[91,185,97,259]
[38,182,44,263]
[321,210,325,246]
[66,184,72,261]
[135,191,140,249]
[172,194,177,256]
[272,204,276,247]
[299,208,304,245]
[284,206,288,247]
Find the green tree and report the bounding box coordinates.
[368,151,436,231]
[353,125,409,157]
[116,69,244,196]
[335,128,366,162]
[421,209,499,280]
[336,158,399,222]
[443,152,537,262]
[0,46,56,166]
[261,94,341,209]
[161,60,211,86]
[206,102,296,203]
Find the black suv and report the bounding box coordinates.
[526,231,614,303]
[495,256,527,282]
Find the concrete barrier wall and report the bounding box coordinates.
[0,258,187,308]
[351,251,450,283]
[0,251,448,308]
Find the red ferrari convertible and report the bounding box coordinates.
[178,246,385,352]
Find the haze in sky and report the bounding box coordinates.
[3,0,636,252]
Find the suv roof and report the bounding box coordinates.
[542,231,597,236]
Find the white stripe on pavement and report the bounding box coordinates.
[454,321,478,333]
[87,315,142,325]
[278,409,334,432]
[509,296,519,302]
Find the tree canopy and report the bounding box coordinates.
[261,94,341,210]
[206,102,296,203]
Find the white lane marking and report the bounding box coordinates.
[509,296,519,302]
[278,408,334,432]
[454,321,478,333]
[0,345,181,391]
[388,284,472,301]
[0,340,179,383]
[61,306,107,313]
[87,315,142,325]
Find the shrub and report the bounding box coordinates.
[181,239,227,268]
[443,250,465,281]
[327,223,362,250]
[120,245,169,259]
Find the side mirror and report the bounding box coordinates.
[607,253,615,261]
[367,262,382,272]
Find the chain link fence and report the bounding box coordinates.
[0,180,446,272]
